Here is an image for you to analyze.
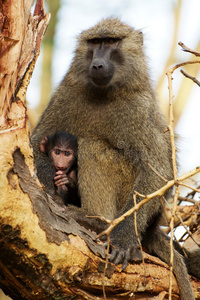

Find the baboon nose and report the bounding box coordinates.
[93,64,103,70]
[92,59,104,70]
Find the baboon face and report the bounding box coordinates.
[39,132,77,173]
[50,146,75,173]
[74,18,144,90]
[87,37,122,87]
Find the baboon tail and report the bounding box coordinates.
[143,225,195,300]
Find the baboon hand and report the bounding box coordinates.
[105,239,142,270]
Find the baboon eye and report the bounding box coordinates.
[90,38,101,45]
[106,38,121,46]
[64,151,71,157]
[54,149,61,155]
[107,38,116,44]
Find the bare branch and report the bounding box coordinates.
[166,48,200,298]
[169,60,200,76]
[97,167,200,239]
[176,214,200,247]
[178,41,200,57]
[178,181,200,193]
[102,235,110,300]
[178,196,197,205]
[133,194,145,275]
[180,69,200,87]
[147,161,168,182]
[166,65,180,300]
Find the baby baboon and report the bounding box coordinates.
[31,18,198,299]
[40,132,80,207]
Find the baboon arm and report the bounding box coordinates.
[109,216,142,270]
[109,167,168,269]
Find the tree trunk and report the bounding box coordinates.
[0,1,199,299]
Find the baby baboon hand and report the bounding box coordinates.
[54,170,69,186]
[57,184,68,194]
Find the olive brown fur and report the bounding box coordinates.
[31,18,199,300]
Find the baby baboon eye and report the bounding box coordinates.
[64,151,72,157]
[54,149,61,155]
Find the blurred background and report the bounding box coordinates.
[1,0,200,299]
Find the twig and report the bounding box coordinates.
[133,194,146,283]
[166,63,180,300]
[168,60,200,74]
[166,49,200,298]
[160,196,172,228]
[147,161,168,182]
[102,236,110,300]
[187,185,200,198]
[97,167,200,239]
[178,196,197,205]
[177,181,200,193]
[178,41,200,57]
[176,214,200,247]
[157,291,168,300]
[86,215,111,224]
[180,69,200,87]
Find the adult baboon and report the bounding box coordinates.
[31,18,198,300]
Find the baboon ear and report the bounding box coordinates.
[138,31,143,45]
[40,137,48,153]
